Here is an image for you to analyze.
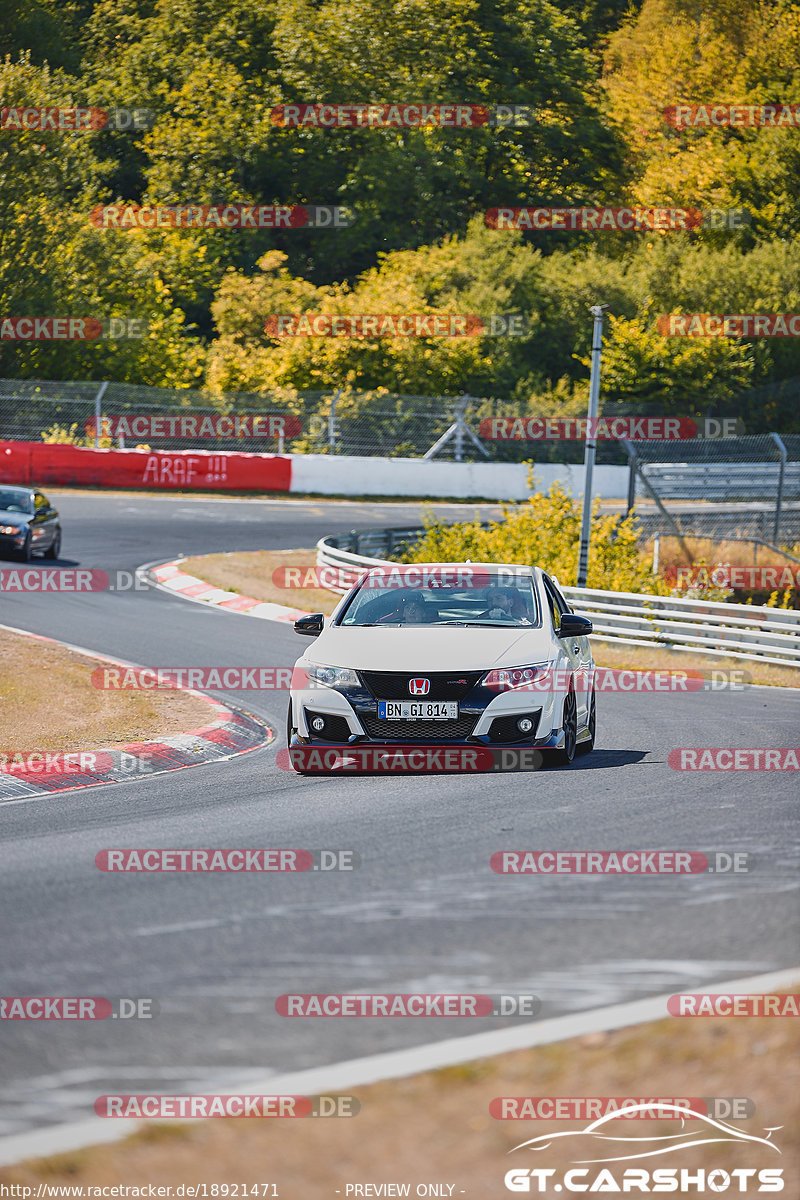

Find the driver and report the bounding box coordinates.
[481,587,514,620]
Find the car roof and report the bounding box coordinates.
[362,562,540,576]
[0,485,33,495]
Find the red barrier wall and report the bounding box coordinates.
[0,441,292,492]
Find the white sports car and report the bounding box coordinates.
[287,563,595,770]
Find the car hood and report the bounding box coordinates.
[0,509,31,525]
[304,624,553,671]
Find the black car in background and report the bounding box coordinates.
[0,486,61,562]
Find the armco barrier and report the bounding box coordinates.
[0,441,292,492]
[315,532,800,668]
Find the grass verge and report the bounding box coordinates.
[0,628,213,753]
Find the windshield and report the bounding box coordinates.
[0,489,32,514]
[338,575,540,628]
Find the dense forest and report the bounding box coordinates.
[2,0,800,429]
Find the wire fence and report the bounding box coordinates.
[626,435,800,545]
[0,378,659,464]
[1,376,798,545]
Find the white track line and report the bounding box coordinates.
[1,965,797,1167]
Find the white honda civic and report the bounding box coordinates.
[287,563,595,769]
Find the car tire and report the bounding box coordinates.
[15,533,32,563]
[576,688,596,756]
[549,687,577,766]
[43,529,61,559]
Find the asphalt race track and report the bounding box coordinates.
[1,491,798,1143]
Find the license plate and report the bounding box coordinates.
[377,700,458,720]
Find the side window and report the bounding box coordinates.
[542,577,565,630]
[551,581,572,616]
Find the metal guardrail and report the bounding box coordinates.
[641,461,800,500]
[316,530,800,668]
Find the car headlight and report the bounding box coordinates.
[482,664,550,692]
[305,663,360,690]
[0,524,23,535]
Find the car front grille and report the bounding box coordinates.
[359,671,483,701]
[360,713,478,741]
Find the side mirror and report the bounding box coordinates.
[294,612,324,637]
[557,612,592,637]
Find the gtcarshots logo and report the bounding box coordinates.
[1,997,156,1019]
[503,1103,783,1192]
[276,993,540,1017]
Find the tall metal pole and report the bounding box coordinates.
[93,380,108,448]
[576,305,608,587]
